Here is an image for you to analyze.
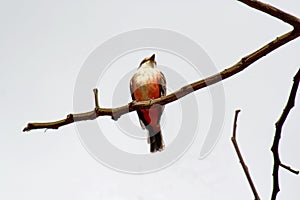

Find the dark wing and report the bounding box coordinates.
[156,71,166,123]
[159,71,166,96]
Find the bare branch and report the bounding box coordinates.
[271,68,300,200]
[23,1,300,132]
[93,88,100,108]
[238,0,300,29]
[231,110,261,200]
[279,163,300,175]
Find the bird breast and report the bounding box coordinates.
[131,68,161,101]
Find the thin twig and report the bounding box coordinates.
[271,68,300,200]
[23,0,300,132]
[231,110,261,200]
[279,163,299,175]
[93,88,99,108]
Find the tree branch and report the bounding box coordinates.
[238,0,300,29]
[279,163,299,175]
[93,88,100,108]
[231,110,261,200]
[23,0,300,132]
[271,68,300,200]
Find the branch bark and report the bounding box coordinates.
[271,68,300,200]
[238,0,300,29]
[231,110,261,200]
[23,0,300,132]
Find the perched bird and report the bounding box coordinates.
[130,54,166,153]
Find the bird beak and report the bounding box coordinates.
[149,54,155,61]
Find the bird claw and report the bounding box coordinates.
[149,98,154,105]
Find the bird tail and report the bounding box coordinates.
[148,127,165,153]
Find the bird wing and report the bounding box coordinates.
[158,71,167,116]
[159,71,166,96]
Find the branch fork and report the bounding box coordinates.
[271,68,300,200]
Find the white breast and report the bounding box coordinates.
[132,67,160,88]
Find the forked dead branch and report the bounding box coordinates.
[270,68,300,200]
[231,68,299,200]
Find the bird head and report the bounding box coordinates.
[139,54,156,68]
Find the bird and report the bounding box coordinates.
[130,54,166,153]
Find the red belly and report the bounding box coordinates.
[133,83,161,128]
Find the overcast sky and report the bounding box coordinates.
[1,0,300,199]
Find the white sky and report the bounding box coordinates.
[1,0,300,199]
